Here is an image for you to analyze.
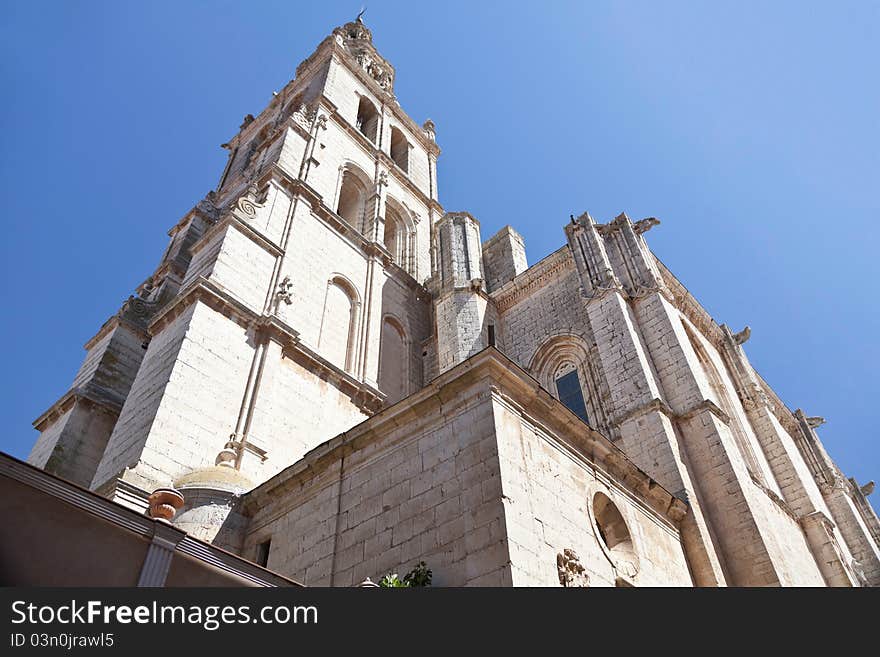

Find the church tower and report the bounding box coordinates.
[23,16,878,587]
[29,16,439,510]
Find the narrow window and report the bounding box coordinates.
[255,539,271,568]
[555,370,589,424]
[336,172,366,228]
[384,209,402,263]
[390,126,409,172]
[487,324,496,347]
[356,96,379,143]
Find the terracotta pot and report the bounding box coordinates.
[148,488,185,521]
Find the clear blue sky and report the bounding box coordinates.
[1,2,878,491]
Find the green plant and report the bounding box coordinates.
[378,562,432,587]
[378,573,407,587]
[402,561,432,587]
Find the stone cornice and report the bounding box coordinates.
[149,276,256,335]
[189,210,284,261]
[265,166,427,292]
[32,384,124,431]
[491,246,572,313]
[612,397,676,427]
[148,277,384,414]
[279,337,385,415]
[0,452,299,587]
[82,313,150,353]
[243,348,688,525]
[675,399,731,425]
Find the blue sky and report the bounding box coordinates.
[1,2,878,491]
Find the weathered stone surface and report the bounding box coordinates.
[27,16,879,587]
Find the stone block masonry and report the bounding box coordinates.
[27,15,879,587]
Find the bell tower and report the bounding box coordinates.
[29,16,440,511]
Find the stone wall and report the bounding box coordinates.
[238,350,691,587]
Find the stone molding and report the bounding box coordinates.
[148,277,384,415]
[32,384,124,432]
[243,348,689,527]
[491,247,572,313]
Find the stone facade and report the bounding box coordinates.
[28,16,879,586]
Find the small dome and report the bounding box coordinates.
[174,465,254,494]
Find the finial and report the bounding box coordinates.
[148,488,184,521]
[356,7,366,23]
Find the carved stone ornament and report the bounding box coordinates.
[633,217,660,235]
[293,103,318,131]
[276,276,293,306]
[805,415,826,429]
[732,326,751,345]
[580,264,622,302]
[119,294,160,329]
[557,548,590,587]
[422,119,436,142]
[236,183,264,218]
[851,559,869,587]
[195,190,220,222]
[333,16,395,94]
[377,170,389,187]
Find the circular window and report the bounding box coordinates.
[592,492,639,578]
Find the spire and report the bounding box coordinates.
[332,12,395,94]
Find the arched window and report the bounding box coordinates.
[356,96,379,143]
[378,316,408,405]
[529,335,607,430]
[383,199,417,278]
[384,207,403,263]
[554,365,589,424]
[336,168,368,230]
[591,492,639,579]
[390,126,409,173]
[319,277,360,373]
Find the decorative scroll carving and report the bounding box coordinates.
[119,294,162,330]
[556,548,590,587]
[236,183,264,218]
